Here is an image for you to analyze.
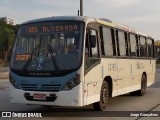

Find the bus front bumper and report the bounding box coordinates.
[9,83,83,107]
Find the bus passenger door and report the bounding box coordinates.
[84,28,102,105]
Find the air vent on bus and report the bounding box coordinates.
[21,84,37,91]
[20,83,61,92]
[41,84,61,92]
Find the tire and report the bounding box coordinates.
[130,74,147,96]
[93,81,109,111]
[138,74,147,96]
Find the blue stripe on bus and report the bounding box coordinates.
[10,71,77,91]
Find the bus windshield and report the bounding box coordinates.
[10,22,84,74]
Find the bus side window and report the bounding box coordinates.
[147,38,152,58]
[116,30,127,56]
[85,29,100,73]
[147,38,155,58]
[101,27,114,56]
[85,29,99,58]
[140,36,147,57]
[130,34,137,57]
[89,29,99,58]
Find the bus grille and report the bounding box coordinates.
[20,84,61,92]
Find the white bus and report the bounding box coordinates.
[9,16,156,111]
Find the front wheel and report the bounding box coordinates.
[93,81,109,111]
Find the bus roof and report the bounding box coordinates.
[96,18,153,38]
[22,16,96,25]
[22,16,153,39]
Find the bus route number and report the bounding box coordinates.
[28,27,38,33]
[108,64,117,71]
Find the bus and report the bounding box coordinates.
[9,16,156,111]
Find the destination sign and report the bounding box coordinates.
[16,54,30,61]
[26,24,79,33]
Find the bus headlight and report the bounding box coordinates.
[63,75,80,90]
[9,77,19,89]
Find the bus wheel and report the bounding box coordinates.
[130,74,147,96]
[138,74,147,96]
[93,81,109,111]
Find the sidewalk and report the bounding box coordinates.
[0,72,9,79]
[0,67,9,80]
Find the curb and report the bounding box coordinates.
[0,72,9,80]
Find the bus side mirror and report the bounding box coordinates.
[90,35,96,48]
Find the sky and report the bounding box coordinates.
[0,0,160,40]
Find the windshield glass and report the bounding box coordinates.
[10,22,84,73]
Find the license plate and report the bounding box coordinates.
[33,93,46,100]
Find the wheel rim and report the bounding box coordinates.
[100,84,109,109]
[102,87,108,103]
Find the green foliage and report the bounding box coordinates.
[0,20,19,64]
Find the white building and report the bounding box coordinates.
[0,17,15,25]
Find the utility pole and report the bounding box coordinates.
[80,0,83,16]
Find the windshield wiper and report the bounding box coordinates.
[22,44,40,71]
[22,36,42,71]
[47,44,59,71]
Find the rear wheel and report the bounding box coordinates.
[130,74,147,96]
[138,74,147,96]
[93,81,109,111]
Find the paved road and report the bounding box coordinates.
[0,67,9,72]
[0,70,160,120]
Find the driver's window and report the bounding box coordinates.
[85,29,99,58]
[85,28,100,73]
[90,29,98,57]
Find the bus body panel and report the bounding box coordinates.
[83,58,156,101]
[84,63,102,105]
[100,58,119,97]
[83,58,118,104]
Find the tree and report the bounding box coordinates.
[0,20,18,65]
